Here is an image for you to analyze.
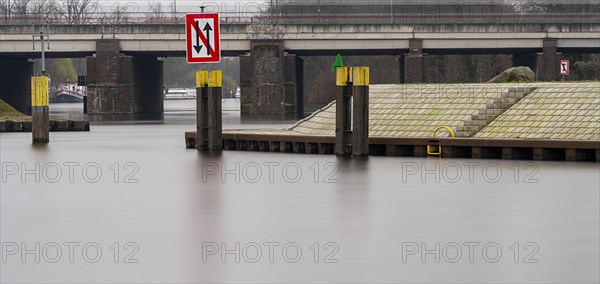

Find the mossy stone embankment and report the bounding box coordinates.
[1,99,90,132]
[0,99,31,122]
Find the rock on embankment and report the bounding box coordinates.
[487,66,535,83]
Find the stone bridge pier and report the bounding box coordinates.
[240,40,304,116]
[0,58,33,115]
[402,39,427,83]
[512,39,560,81]
[87,40,163,115]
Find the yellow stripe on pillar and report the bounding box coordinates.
[208,70,222,87]
[31,76,49,107]
[196,70,209,87]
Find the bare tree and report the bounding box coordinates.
[503,0,547,14]
[50,0,100,23]
[12,0,29,15]
[106,1,139,23]
[575,55,600,80]
[0,0,12,18]
[28,0,55,21]
[167,0,175,19]
[148,1,163,19]
[0,0,31,19]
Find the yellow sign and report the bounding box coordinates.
[31,76,49,107]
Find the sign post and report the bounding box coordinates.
[560,60,569,81]
[187,13,222,151]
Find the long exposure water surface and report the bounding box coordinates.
[1,100,598,283]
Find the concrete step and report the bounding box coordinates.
[461,126,480,132]
[486,102,514,109]
[464,120,488,127]
[458,86,537,138]
[505,87,537,99]
[455,131,472,137]
[478,109,505,116]
[471,114,497,122]
[492,97,518,104]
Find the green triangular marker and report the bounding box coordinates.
[331,54,343,73]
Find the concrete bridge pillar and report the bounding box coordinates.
[512,39,559,81]
[240,40,303,115]
[512,53,539,73]
[86,40,163,115]
[403,39,427,83]
[539,39,559,81]
[0,58,33,115]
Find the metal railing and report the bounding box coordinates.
[0,12,262,25]
[1,11,598,25]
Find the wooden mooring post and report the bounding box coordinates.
[334,67,370,157]
[195,70,223,151]
[31,76,49,143]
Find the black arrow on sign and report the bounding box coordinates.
[203,22,213,56]
[193,20,203,54]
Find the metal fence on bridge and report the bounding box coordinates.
[1,3,599,26]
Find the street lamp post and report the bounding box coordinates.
[390,0,394,24]
[318,0,320,24]
[270,0,272,21]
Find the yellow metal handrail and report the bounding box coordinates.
[427,126,455,158]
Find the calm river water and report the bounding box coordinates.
[1,100,598,283]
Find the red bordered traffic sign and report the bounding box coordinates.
[560,60,569,76]
[186,13,221,63]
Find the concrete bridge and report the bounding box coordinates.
[1,22,599,115]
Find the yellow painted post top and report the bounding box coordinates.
[31,76,49,107]
[336,67,349,86]
[208,70,222,87]
[196,70,209,87]
[353,67,370,86]
[336,67,369,86]
[196,70,222,87]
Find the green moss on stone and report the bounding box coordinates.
[284,103,295,113]
[241,104,253,114]
[0,99,30,122]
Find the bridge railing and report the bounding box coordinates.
[1,10,599,25]
[0,12,261,25]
